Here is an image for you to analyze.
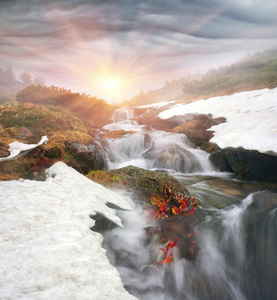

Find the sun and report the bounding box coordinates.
[105,78,119,90]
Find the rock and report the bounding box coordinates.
[173,114,225,151]
[244,192,277,299]
[44,145,62,159]
[103,130,137,139]
[226,148,277,182]
[18,127,33,140]
[210,147,277,182]
[209,149,233,172]
[152,215,201,261]
[143,144,202,173]
[107,165,190,203]
[137,109,176,131]
[64,140,106,174]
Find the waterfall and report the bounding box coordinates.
[102,108,215,174]
[112,108,134,122]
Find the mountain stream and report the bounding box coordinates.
[96,108,277,300]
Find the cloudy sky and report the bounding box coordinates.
[1,0,277,103]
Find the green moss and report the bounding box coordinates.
[138,180,151,189]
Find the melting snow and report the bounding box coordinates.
[136,100,175,109]
[159,88,277,154]
[0,136,49,162]
[0,162,137,300]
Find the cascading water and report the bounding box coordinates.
[97,107,277,300]
[102,108,215,173]
[101,190,277,300]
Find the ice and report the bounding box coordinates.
[159,88,277,154]
[0,162,137,300]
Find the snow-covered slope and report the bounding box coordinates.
[159,88,277,154]
[0,162,137,300]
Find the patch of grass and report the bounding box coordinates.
[0,103,89,141]
[0,102,99,180]
[104,130,137,139]
[86,170,123,188]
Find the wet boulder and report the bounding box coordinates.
[243,192,277,299]
[209,149,233,172]
[107,165,190,204]
[210,147,277,182]
[143,144,201,173]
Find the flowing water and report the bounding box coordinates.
[97,108,277,300]
[102,108,214,173]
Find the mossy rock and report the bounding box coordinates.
[103,130,137,139]
[107,165,190,203]
[44,145,62,159]
[0,142,9,158]
[173,114,226,149]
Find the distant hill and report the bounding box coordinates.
[122,48,277,107]
[182,48,277,99]
[121,74,202,107]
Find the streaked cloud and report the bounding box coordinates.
[0,0,276,103]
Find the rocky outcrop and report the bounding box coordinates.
[64,140,106,174]
[103,130,137,139]
[107,165,190,203]
[244,192,277,300]
[137,109,176,131]
[209,149,233,172]
[137,110,225,151]
[143,144,202,173]
[210,148,277,182]
[173,114,225,151]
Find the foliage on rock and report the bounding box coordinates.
[145,184,198,221]
[145,184,199,265]
[103,130,137,139]
[107,166,190,203]
[86,170,123,188]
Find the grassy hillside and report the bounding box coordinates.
[183,48,277,98]
[16,84,115,128]
[122,48,277,107]
[122,74,202,107]
[0,103,97,180]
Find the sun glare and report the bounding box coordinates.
[105,78,119,90]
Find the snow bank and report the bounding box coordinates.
[159,88,277,154]
[0,136,49,162]
[136,100,175,109]
[0,162,137,300]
